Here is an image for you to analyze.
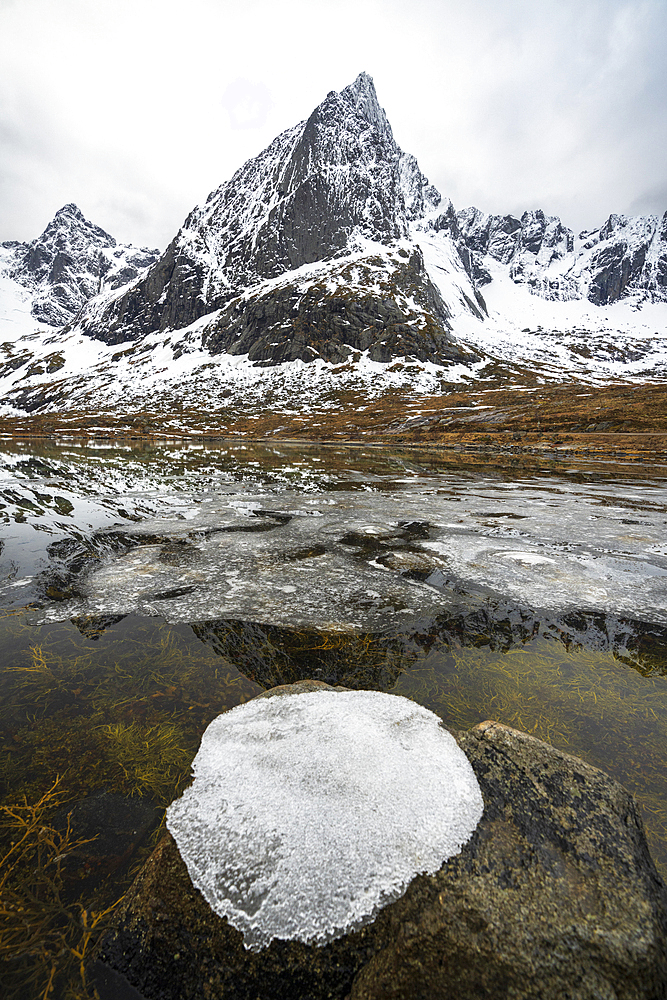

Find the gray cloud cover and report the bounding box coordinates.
[0,0,665,249]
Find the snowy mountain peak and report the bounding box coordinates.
[29,203,118,275]
[340,71,395,147]
[2,72,665,415]
[71,73,473,367]
[0,204,159,329]
[52,202,90,224]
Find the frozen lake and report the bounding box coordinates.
[2,440,667,630]
[1,439,666,987]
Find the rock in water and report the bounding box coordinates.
[353,721,667,1000]
[93,689,667,1000]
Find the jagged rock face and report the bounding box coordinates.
[456,207,524,266]
[1,204,158,327]
[511,209,573,268]
[580,212,667,304]
[73,73,465,364]
[457,204,667,305]
[189,73,440,290]
[456,207,574,292]
[419,202,491,295]
[204,249,459,365]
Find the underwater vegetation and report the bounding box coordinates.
[0,606,666,997]
[0,613,261,998]
[0,436,665,998]
[391,638,667,873]
[0,777,121,999]
[0,616,260,799]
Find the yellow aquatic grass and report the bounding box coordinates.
[1,609,666,993]
[0,776,123,1000]
[99,720,194,802]
[5,644,56,679]
[391,639,667,876]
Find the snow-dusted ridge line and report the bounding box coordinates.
[0,203,159,332]
[0,71,666,413]
[455,205,667,306]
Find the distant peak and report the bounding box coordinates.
[340,72,394,145]
[37,203,116,248]
[54,203,84,220]
[343,71,376,102]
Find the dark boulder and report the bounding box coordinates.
[204,250,464,365]
[92,690,667,1000]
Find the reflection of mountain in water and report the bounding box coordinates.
[189,603,667,692]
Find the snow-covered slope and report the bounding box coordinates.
[71,73,479,366]
[443,257,667,382]
[0,72,666,418]
[0,203,158,329]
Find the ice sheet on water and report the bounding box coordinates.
[24,470,667,629]
[166,690,483,950]
[421,532,667,624]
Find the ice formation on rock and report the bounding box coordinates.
[166,689,483,950]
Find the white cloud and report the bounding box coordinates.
[0,0,665,248]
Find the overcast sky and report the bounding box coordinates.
[1,0,666,249]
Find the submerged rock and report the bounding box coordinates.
[55,791,160,896]
[93,686,667,1000]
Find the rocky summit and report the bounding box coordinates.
[0,72,666,418]
[72,72,473,366]
[0,203,158,328]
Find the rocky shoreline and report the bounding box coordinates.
[1,428,665,472]
[2,381,667,468]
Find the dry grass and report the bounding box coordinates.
[1,382,666,467]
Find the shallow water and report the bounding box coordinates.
[1,440,666,996]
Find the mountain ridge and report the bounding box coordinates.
[455,204,667,305]
[71,72,469,367]
[0,71,666,419]
[0,203,159,329]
